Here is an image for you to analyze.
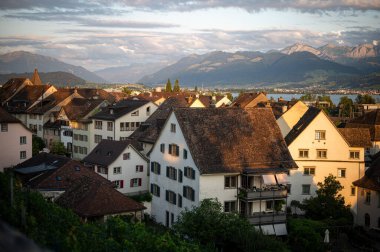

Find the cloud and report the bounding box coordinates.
[1,0,380,12]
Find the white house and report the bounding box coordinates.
[149,107,296,235]
[0,107,32,171]
[83,139,149,195]
[277,105,371,220]
[89,99,157,152]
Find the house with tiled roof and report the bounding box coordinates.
[56,176,146,222]
[345,109,380,155]
[0,107,32,171]
[149,107,296,235]
[83,139,149,195]
[89,99,157,152]
[0,78,33,106]
[130,97,190,154]
[230,92,268,108]
[278,106,370,219]
[353,154,380,229]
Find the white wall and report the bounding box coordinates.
[356,188,380,229]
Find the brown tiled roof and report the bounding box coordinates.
[173,107,297,174]
[109,92,129,102]
[130,97,189,144]
[91,99,149,120]
[33,160,110,190]
[0,106,21,123]
[5,85,52,113]
[345,110,380,141]
[76,88,115,103]
[62,98,105,121]
[83,139,144,166]
[353,155,380,191]
[285,107,321,145]
[338,128,372,148]
[230,92,268,108]
[27,88,74,114]
[0,78,30,103]
[56,176,145,218]
[196,95,225,107]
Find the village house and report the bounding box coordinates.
[149,107,296,235]
[230,92,269,108]
[0,107,32,171]
[83,139,149,195]
[353,153,380,229]
[277,104,371,220]
[89,99,157,152]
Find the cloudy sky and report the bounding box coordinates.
[0,0,380,71]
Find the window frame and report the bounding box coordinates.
[302,184,311,195]
[170,123,176,133]
[337,168,346,178]
[136,165,144,172]
[94,134,102,143]
[315,130,326,140]
[317,149,327,159]
[20,151,26,160]
[20,136,27,145]
[151,183,160,197]
[107,121,113,131]
[349,151,360,159]
[151,162,161,175]
[184,166,195,179]
[224,176,237,189]
[183,186,195,201]
[113,167,121,174]
[224,201,237,213]
[123,153,130,160]
[365,191,371,205]
[303,167,316,176]
[168,143,179,156]
[299,149,309,158]
[166,190,177,205]
[1,123,8,132]
[95,120,102,130]
[166,166,177,180]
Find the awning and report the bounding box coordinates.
[274,223,288,236]
[275,173,288,184]
[262,175,276,185]
[260,225,275,235]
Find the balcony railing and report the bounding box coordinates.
[239,186,287,200]
[245,211,286,225]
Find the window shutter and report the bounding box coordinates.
[151,162,154,172]
[150,184,153,193]
[173,193,177,204]
[166,190,169,201]
[179,170,183,183]
[192,169,195,179]
[178,194,182,207]
[138,178,142,186]
[166,166,169,177]
[191,188,195,201]
[140,166,143,172]
[176,145,179,156]
[183,186,186,198]
[130,179,134,187]
[174,168,177,180]
[157,186,160,197]
[168,144,172,154]
[158,164,161,175]
[120,180,124,188]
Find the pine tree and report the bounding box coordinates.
[173,79,180,92]
[165,79,172,92]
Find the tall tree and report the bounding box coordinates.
[355,94,376,104]
[50,141,67,156]
[173,79,180,92]
[338,96,354,117]
[165,79,172,92]
[32,135,46,156]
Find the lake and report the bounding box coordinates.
[231,93,380,106]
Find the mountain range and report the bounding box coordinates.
[1,42,379,88]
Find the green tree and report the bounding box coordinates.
[288,218,327,252]
[173,198,288,252]
[300,93,317,101]
[50,141,67,156]
[355,94,376,104]
[121,86,132,95]
[32,135,46,156]
[338,96,354,117]
[173,79,180,92]
[317,95,334,106]
[301,174,352,223]
[165,79,172,92]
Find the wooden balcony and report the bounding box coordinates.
[245,212,286,225]
[239,187,287,200]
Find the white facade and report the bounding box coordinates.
[0,122,32,171]
[277,101,309,137]
[356,187,380,229]
[72,123,91,160]
[93,144,149,195]
[281,111,365,219]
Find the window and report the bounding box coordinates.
[131,110,139,116]
[114,180,124,189]
[74,134,79,140]
[95,120,102,129]
[151,162,161,175]
[168,144,179,156]
[287,184,292,194]
[304,167,315,176]
[1,123,7,132]
[166,211,169,227]
[166,166,177,180]
[178,194,182,208]
[38,125,42,131]
[224,201,237,212]
[20,136,26,145]
[184,167,195,179]
[350,151,360,159]
[113,167,121,174]
[120,122,126,131]
[123,153,130,160]
[351,186,356,196]
[338,168,346,178]
[82,147,87,155]
[166,190,177,204]
[94,134,102,143]
[107,122,113,131]
[302,184,311,195]
[183,149,188,159]
[136,165,143,172]
[20,151,26,159]
[365,191,371,204]
[178,169,183,183]
[299,149,309,158]
[97,167,108,174]
[317,149,327,159]
[225,176,237,188]
[120,137,127,141]
[74,146,79,153]
[183,186,195,201]
[130,178,142,187]
[151,184,160,197]
[266,200,274,211]
[171,213,175,225]
[170,123,176,133]
[160,143,165,153]
[107,136,113,140]
[315,130,326,140]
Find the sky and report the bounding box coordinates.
[0,0,380,71]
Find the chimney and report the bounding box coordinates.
[31,68,42,85]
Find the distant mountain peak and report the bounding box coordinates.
[281,43,322,56]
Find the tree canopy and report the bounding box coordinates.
[173,79,180,92]
[355,94,376,104]
[165,79,172,92]
[338,96,354,117]
[50,141,67,156]
[32,135,45,156]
